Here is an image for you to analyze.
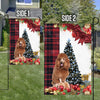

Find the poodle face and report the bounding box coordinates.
[16,38,26,49]
[55,53,70,70]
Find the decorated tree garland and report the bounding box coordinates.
[16,18,40,32]
[83,24,91,35]
[53,24,91,45]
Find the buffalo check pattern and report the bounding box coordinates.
[9,19,19,60]
[44,24,59,89]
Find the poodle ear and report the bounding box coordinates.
[16,41,19,49]
[55,58,59,68]
[22,38,26,48]
[24,41,26,48]
[67,58,70,68]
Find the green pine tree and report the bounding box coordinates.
[64,40,83,85]
[22,30,34,58]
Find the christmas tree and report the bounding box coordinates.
[22,30,34,58]
[64,40,83,85]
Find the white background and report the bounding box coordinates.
[19,22,40,55]
[60,28,91,81]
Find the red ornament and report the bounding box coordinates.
[20,19,40,32]
[14,59,18,62]
[66,88,71,92]
[87,85,91,90]
[62,24,66,27]
[20,63,23,65]
[19,58,22,63]
[73,85,77,90]
[62,92,66,95]
[65,24,91,45]
[53,87,58,91]
[34,58,40,65]
[24,60,27,63]
[83,88,88,93]
[86,85,91,94]
[77,87,81,91]
[30,59,33,62]
[59,85,64,92]
[34,19,40,26]
[77,92,80,95]
[83,24,91,34]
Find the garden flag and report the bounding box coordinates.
[44,24,92,95]
[9,19,40,65]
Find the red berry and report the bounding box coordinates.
[20,63,23,65]
[87,85,91,90]
[67,88,71,92]
[59,85,64,92]
[34,60,36,64]
[15,60,18,62]
[37,58,40,61]
[28,58,32,62]
[77,87,81,91]
[19,59,22,63]
[30,60,33,62]
[34,19,40,26]
[37,60,40,64]
[83,88,88,93]
[77,92,80,95]
[24,60,27,63]
[76,84,80,88]
[53,87,58,91]
[62,24,65,27]
[74,85,77,90]
[62,92,66,95]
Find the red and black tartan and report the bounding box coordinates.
[44,24,59,89]
[9,19,19,60]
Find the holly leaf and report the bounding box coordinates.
[63,26,67,30]
[63,90,68,94]
[57,92,62,95]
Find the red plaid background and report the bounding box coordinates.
[9,19,19,60]
[44,24,59,89]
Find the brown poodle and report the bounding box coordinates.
[14,38,26,60]
[52,53,70,88]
